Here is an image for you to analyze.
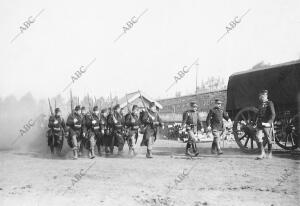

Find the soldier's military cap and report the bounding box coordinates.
[75,105,81,111]
[93,106,99,111]
[101,108,108,113]
[149,102,156,108]
[81,106,86,110]
[55,108,61,113]
[190,101,198,107]
[132,105,138,111]
[114,104,120,110]
[215,99,222,104]
[259,89,268,95]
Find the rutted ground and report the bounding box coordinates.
[0,140,299,206]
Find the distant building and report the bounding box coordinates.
[157,89,227,122]
[118,90,163,113]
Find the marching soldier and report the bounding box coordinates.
[79,106,88,156]
[107,104,125,155]
[66,105,84,159]
[140,102,162,158]
[100,108,110,154]
[85,106,101,159]
[182,102,204,156]
[125,105,140,156]
[47,108,66,154]
[206,99,231,155]
[255,90,276,160]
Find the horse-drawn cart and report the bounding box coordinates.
[226,60,300,153]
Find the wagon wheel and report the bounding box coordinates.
[274,114,299,150]
[233,107,266,153]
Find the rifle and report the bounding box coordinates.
[70,90,74,115]
[125,93,132,115]
[94,96,98,109]
[54,99,57,109]
[48,98,54,116]
[110,92,117,123]
[88,94,92,113]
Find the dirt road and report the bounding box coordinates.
[0,140,299,206]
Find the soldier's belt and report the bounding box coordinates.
[93,126,100,130]
[186,124,195,129]
[53,128,61,131]
[130,126,139,130]
[75,124,81,128]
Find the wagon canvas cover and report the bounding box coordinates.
[226,60,300,111]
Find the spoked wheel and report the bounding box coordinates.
[274,114,299,150]
[233,107,266,153]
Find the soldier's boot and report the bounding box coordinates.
[105,146,110,154]
[90,148,95,159]
[192,143,200,156]
[97,146,102,156]
[73,148,78,160]
[146,149,153,158]
[110,146,114,154]
[132,148,137,156]
[78,143,83,157]
[216,141,223,155]
[185,142,193,156]
[118,146,124,155]
[211,142,217,154]
[255,142,266,160]
[128,147,133,155]
[267,143,272,159]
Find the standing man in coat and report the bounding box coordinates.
[206,99,231,155]
[255,90,276,160]
[182,102,204,156]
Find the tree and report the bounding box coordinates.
[175,91,181,97]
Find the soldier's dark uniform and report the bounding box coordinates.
[85,106,101,159]
[140,102,162,158]
[206,99,230,155]
[182,102,203,156]
[107,104,125,155]
[124,105,140,155]
[47,108,66,153]
[100,109,110,154]
[256,90,276,159]
[79,106,88,156]
[66,105,84,159]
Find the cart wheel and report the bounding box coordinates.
[274,114,299,150]
[233,107,265,153]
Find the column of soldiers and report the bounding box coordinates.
[47,101,162,159]
[47,89,276,160]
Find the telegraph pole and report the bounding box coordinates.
[195,60,199,94]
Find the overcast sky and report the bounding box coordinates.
[0,0,299,100]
